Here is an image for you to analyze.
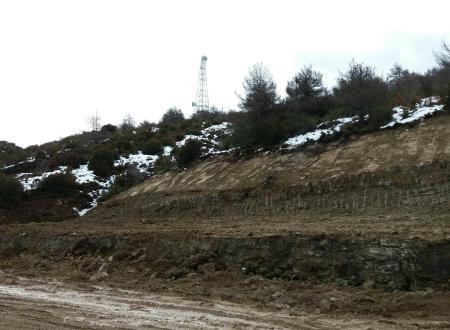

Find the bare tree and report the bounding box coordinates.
[86,110,101,132]
[121,114,136,131]
[435,41,450,69]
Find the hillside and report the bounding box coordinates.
[1,98,445,224]
[0,107,449,328]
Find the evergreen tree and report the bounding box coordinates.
[161,107,185,125]
[240,63,278,120]
[232,63,283,147]
[433,42,450,97]
[387,63,422,107]
[286,65,329,119]
[286,65,326,102]
[333,61,390,127]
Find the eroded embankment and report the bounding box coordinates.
[1,231,449,292]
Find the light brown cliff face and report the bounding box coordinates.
[118,115,450,198]
[86,114,449,229]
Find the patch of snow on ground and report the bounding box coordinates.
[72,164,115,189]
[284,98,444,149]
[114,152,159,173]
[163,146,173,156]
[18,166,68,190]
[75,188,110,217]
[419,96,440,107]
[71,164,116,216]
[2,157,35,170]
[15,163,115,215]
[176,135,203,147]
[381,104,444,129]
[74,152,162,216]
[201,122,232,135]
[283,116,359,149]
[72,165,100,185]
[176,122,232,152]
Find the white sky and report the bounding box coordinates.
[1,0,450,147]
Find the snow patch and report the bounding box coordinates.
[2,157,35,170]
[283,116,359,149]
[71,164,117,216]
[163,146,173,156]
[18,166,68,191]
[381,104,444,129]
[283,97,444,149]
[114,152,159,173]
[175,122,232,153]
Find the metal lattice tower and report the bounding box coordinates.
[193,55,209,111]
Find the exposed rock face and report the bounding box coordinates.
[108,116,450,219]
[0,232,448,291]
[1,116,450,293]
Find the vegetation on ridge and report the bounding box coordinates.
[0,42,449,221]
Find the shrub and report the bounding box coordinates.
[37,173,81,197]
[35,150,48,161]
[101,124,118,133]
[2,158,36,176]
[190,107,228,126]
[174,139,203,167]
[89,147,117,177]
[159,136,175,147]
[142,139,163,155]
[0,174,23,207]
[154,155,174,172]
[62,139,80,150]
[366,106,393,130]
[161,107,185,126]
[48,151,88,169]
[100,166,145,200]
[110,134,134,155]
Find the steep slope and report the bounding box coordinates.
[104,114,450,221]
[0,113,449,326]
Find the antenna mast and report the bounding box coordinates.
[194,55,209,111]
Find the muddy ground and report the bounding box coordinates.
[2,117,450,328]
[2,272,448,330]
[0,211,449,329]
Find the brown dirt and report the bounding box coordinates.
[1,115,450,328]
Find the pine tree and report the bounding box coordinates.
[286,65,326,102]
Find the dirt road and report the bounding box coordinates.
[0,275,448,330]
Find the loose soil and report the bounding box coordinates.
[1,116,450,328]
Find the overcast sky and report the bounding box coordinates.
[1,0,450,147]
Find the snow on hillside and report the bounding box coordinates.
[70,165,116,216]
[10,122,233,217]
[176,122,232,150]
[283,98,445,149]
[114,152,159,173]
[14,163,115,216]
[283,116,360,149]
[381,104,444,128]
[19,166,68,190]
[163,146,173,156]
[1,157,35,171]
